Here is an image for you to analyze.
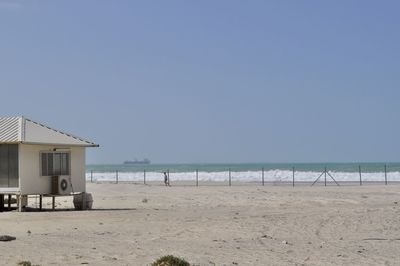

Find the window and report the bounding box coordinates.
[0,144,18,188]
[41,152,70,176]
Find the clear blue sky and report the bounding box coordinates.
[1,1,399,164]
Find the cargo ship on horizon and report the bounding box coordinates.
[123,158,151,165]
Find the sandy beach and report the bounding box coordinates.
[1,183,400,265]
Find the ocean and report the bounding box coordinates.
[86,162,400,183]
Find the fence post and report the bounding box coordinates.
[144,169,146,185]
[385,164,387,185]
[229,168,231,186]
[359,165,362,186]
[167,169,170,186]
[90,170,93,183]
[116,170,118,184]
[324,167,327,187]
[262,167,264,186]
[292,167,295,187]
[196,169,198,187]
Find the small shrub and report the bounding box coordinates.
[17,261,40,266]
[151,255,190,266]
[17,262,31,266]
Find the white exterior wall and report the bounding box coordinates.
[19,144,86,195]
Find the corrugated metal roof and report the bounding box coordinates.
[0,116,98,147]
[0,117,20,143]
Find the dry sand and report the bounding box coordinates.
[1,182,400,265]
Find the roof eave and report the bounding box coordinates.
[0,141,22,145]
[20,141,99,147]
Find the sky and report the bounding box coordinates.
[1,1,399,164]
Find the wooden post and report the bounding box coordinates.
[0,195,4,212]
[144,169,146,185]
[292,167,295,187]
[196,169,198,187]
[52,196,55,211]
[116,170,119,184]
[385,164,387,185]
[359,165,362,186]
[8,194,11,210]
[167,169,170,186]
[229,168,231,186]
[39,195,42,211]
[324,167,327,187]
[91,170,93,183]
[17,195,22,212]
[262,167,264,186]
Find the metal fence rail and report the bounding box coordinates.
[86,164,400,187]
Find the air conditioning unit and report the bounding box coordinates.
[51,176,72,195]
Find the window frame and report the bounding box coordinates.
[0,144,19,188]
[40,151,71,177]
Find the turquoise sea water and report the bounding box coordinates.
[87,162,400,173]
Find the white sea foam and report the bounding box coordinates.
[86,170,400,183]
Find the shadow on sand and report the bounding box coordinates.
[19,207,138,213]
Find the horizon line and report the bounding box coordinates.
[86,161,400,165]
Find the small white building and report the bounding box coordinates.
[0,117,98,211]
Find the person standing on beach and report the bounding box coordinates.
[163,172,169,186]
